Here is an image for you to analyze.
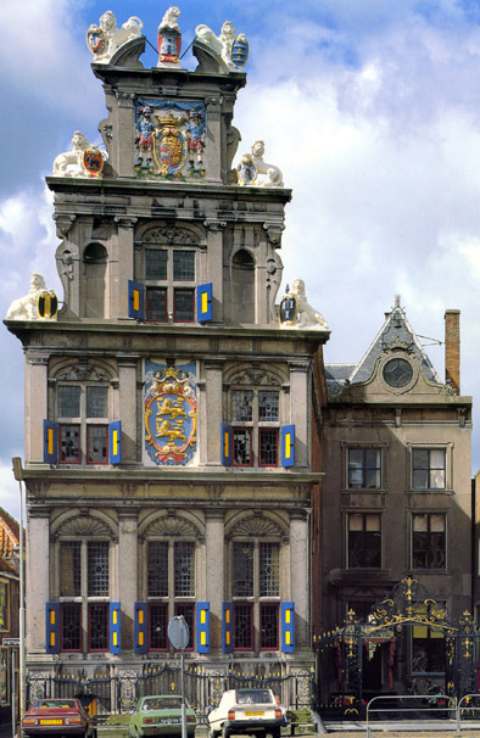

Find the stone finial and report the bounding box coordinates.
[236,141,284,188]
[194,21,249,73]
[6,274,58,321]
[157,6,183,68]
[279,279,329,331]
[52,131,107,178]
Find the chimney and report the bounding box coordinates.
[444,309,460,394]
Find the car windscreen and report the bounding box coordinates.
[38,700,77,709]
[142,698,183,711]
[235,690,273,705]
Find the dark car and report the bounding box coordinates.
[22,698,94,737]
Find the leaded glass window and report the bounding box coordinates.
[175,603,194,648]
[58,385,81,417]
[89,603,108,650]
[259,429,278,466]
[145,249,168,279]
[233,428,252,466]
[234,603,253,649]
[87,542,109,596]
[86,386,108,417]
[233,542,254,597]
[87,425,108,464]
[258,391,279,421]
[148,542,169,597]
[173,251,195,281]
[146,287,168,321]
[260,604,279,649]
[174,542,195,596]
[60,425,81,464]
[232,391,254,422]
[150,603,168,649]
[60,542,81,597]
[173,288,195,321]
[259,543,279,596]
[412,448,446,490]
[61,603,82,651]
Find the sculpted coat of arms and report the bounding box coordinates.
[134,99,206,179]
[144,361,197,466]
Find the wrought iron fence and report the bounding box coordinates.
[27,665,315,718]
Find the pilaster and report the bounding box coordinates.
[25,352,49,464]
[26,514,50,653]
[290,511,309,649]
[205,509,224,651]
[118,513,138,651]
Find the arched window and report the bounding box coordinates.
[53,363,113,465]
[82,242,108,318]
[228,515,286,652]
[141,514,201,651]
[231,249,255,323]
[54,513,116,653]
[138,227,200,322]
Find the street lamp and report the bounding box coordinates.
[11,457,25,732]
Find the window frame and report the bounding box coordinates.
[230,537,281,653]
[346,447,382,490]
[230,387,281,468]
[141,245,197,324]
[411,512,447,571]
[57,537,111,654]
[346,512,382,569]
[56,381,110,466]
[410,445,448,492]
[145,537,197,653]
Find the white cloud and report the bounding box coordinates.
[0,462,21,520]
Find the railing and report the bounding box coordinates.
[456,693,480,733]
[366,694,457,737]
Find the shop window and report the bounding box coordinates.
[347,513,381,568]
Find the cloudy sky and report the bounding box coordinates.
[2,0,480,516]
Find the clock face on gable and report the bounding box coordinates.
[382,357,413,388]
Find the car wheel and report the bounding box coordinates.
[222,725,230,738]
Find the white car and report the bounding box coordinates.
[208,688,287,738]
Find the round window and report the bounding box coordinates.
[382,358,413,388]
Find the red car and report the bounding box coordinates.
[22,698,94,737]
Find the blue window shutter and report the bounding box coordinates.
[220,423,233,466]
[280,425,296,468]
[109,601,121,654]
[280,601,295,653]
[195,601,210,654]
[108,421,122,465]
[43,420,59,465]
[134,602,148,655]
[46,602,60,654]
[197,283,213,323]
[128,280,145,320]
[222,602,233,653]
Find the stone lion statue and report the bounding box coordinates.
[250,141,284,187]
[86,10,143,63]
[159,6,181,31]
[280,279,329,330]
[6,274,48,320]
[195,20,238,70]
[52,131,90,177]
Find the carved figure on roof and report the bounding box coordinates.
[236,154,256,186]
[279,279,329,331]
[6,274,58,322]
[251,140,284,187]
[157,6,182,67]
[194,21,249,72]
[86,10,143,64]
[52,131,107,178]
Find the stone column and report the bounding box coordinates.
[289,511,309,650]
[204,361,224,466]
[289,362,309,468]
[118,514,138,652]
[25,353,48,464]
[115,92,135,177]
[204,222,225,322]
[118,357,138,462]
[26,514,50,653]
[113,218,136,319]
[205,98,222,183]
[205,510,224,652]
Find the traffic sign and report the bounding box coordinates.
[167,616,189,650]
